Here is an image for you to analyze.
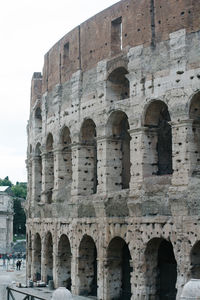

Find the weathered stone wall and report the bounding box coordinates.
[0,191,13,253]
[27,0,200,299]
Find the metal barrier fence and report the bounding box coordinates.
[7,286,48,300]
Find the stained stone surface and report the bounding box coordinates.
[26,0,200,299]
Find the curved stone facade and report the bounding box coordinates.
[27,0,200,299]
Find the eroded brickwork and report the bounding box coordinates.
[27,0,200,299]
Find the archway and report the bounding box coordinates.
[78,235,97,296]
[107,237,132,300]
[190,241,200,278]
[145,238,177,300]
[44,232,53,283]
[144,100,172,176]
[107,67,129,101]
[57,234,72,289]
[107,111,131,191]
[33,233,41,281]
[34,106,42,132]
[80,119,97,194]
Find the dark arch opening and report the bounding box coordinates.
[145,238,177,300]
[78,235,97,297]
[58,234,72,289]
[44,232,53,284]
[190,241,200,278]
[34,233,41,281]
[144,101,172,176]
[107,237,132,300]
[35,107,42,132]
[107,67,130,101]
[189,92,200,176]
[80,119,97,194]
[107,111,131,190]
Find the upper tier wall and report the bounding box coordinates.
[31,0,200,106]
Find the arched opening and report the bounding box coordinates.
[58,234,72,289]
[35,106,42,132]
[107,67,129,101]
[80,119,97,194]
[190,241,200,278]
[44,232,53,284]
[107,111,131,191]
[78,235,97,297]
[189,92,200,176]
[107,237,132,300]
[145,238,177,300]
[33,233,41,281]
[60,127,72,188]
[144,101,172,176]
[46,133,54,203]
[34,143,42,202]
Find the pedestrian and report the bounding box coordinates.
[16,260,19,270]
[18,260,22,270]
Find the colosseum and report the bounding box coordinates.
[26,0,200,299]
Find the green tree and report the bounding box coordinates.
[0,176,13,187]
[11,182,27,235]
[13,198,26,235]
[11,182,27,199]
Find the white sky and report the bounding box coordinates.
[0,0,119,184]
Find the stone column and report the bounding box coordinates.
[97,136,122,193]
[41,151,54,203]
[71,143,96,196]
[171,120,193,186]
[27,232,32,280]
[97,257,107,300]
[32,154,42,204]
[96,137,107,194]
[27,158,33,209]
[31,236,36,280]
[71,143,82,197]
[129,128,146,190]
[41,237,46,283]
[53,242,59,288]
[71,251,79,295]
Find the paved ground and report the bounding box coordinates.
[0,259,93,299]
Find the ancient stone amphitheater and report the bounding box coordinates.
[26,0,200,299]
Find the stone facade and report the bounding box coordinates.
[26,0,200,299]
[0,187,13,253]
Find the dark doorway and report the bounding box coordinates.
[157,240,177,300]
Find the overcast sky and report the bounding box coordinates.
[0,0,119,184]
